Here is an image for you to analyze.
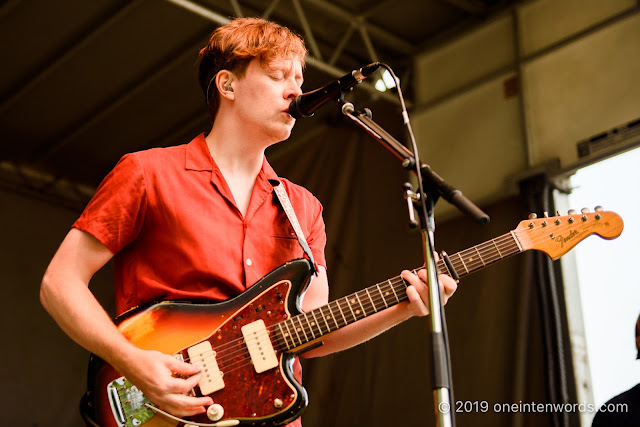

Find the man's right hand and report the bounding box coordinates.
[40,229,214,418]
[117,347,215,417]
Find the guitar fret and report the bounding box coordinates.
[303,312,316,339]
[492,238,503,258]
[365,288,376,312]
[334,300,348,327]
[483,240,499,257]
[278,323,291,350]
[310,310,323,336]
[473,246,486,266]
[284,320,299,347]
[376,284,389,308]
[289,319,302,346]
[296,316,309,342]
[321,306,334,332]
[354,293,367,317]
[390,279,401,303]
[457,253,470,274]
[510,230,523,251]
[345,296,357,321]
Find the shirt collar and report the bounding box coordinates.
[185,133,280,183]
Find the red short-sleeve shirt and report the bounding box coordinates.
[73,133,327,316]
[74,134,325,426]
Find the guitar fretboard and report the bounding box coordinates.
[273,231,522,351]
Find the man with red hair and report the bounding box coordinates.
[40,17,457,425]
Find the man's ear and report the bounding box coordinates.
[216,70,235,99]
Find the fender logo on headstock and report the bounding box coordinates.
[555,229,579,248]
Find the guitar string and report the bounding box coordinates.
[181,217,606,370]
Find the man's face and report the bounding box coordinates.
[232,56,304,145]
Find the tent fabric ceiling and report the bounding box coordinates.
[0,0,518,194]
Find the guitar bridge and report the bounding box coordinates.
[107,377,155,427]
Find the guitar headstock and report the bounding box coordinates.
[514,207,623,260]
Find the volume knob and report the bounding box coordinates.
[207,404,225,422]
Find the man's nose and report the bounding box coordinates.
[286,81,302,99]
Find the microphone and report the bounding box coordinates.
[288,63,381,119]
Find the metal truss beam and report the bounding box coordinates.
[0,1,140,116]
[31,30,210,164]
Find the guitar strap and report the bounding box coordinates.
[271,180,318,275]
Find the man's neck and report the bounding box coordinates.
[204,121,265,179]
[204,122,268,217]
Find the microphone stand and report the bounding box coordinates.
[337,99,489,427]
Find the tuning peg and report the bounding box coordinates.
[528,213,537,219]
[543,211,549,218]
[581,207,590,214]
[594,205,603,212]
[568,209,577,215]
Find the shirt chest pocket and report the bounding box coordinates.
[264,222,304,266]
[271,221,298,240]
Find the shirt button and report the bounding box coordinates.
[246,258,253,266]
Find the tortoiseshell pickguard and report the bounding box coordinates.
[184,280,299,425]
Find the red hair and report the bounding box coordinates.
[198,18,307,121]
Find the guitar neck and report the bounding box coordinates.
[441,230,522,279]
[274,231,522,351]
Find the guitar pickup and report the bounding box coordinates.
[241,320,278,373]
[187,341,225,395]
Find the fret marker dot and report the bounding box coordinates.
[356,310,361,315]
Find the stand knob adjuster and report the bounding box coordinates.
[440,251,459,283]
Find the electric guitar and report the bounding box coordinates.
[81,208,623,427]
